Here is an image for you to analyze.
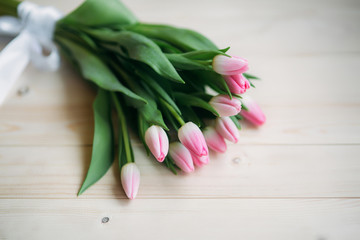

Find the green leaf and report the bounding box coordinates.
[127,23,218,51]
[241,102,249,111]
[179,49,229,60]
[58,0,137,27]
[78,89,114,195]
[249,80,256,88]
[106,60,169,130]
[165,54,210,71]
[90,30,184,83]
[57,37,146,105]
[243,73,260,80]
[230,116,242,130]
[139,94,168,130]
[174,92,219,117]
[136,68,182,115]
[165,49,229,71]
[219,47,230,53]
[138,114,151,156]
[151,39,182,53]
[183,70,231,97]
[163,156,178,175]
[235,114,243,120]
[180,105,203,127]
[160,104,180,131]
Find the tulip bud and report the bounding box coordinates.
[224,74,250,94]
[203,127,227,153]
[145,125,169,162]
[215,117,240,143]
[212,55,248,75]
[178,122,209,165]
[209,95,242,117]
[240,96,266,126]
[192,154,209,167]
[169,142,194,173]
[121,163,140,200]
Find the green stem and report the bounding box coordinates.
[160,98,185,126]
[111,92,133,164]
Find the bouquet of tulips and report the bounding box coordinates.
[0,0,266,199]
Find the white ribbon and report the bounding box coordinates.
[0,2,63,105]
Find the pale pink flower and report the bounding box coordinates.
[169,142,194,173]
[178,122,209,165]
[240,96,266,126]
[192,154,209,167]
[209,95,242,117]
[145,125,169,162]
[224,74,250,94]
[213,55,249,75]
[121,163,140,200]
[215,117,240,143]
[203,127,227,153]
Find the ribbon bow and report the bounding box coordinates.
[0,1,62,105]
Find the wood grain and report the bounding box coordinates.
[0,0,360,238]
[1,144,359,199]
[1,199,360,240]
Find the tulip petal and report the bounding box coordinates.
[121,163,140,200]
[145,125,169,162]
[209,95,242,117]
[178,122,208,157]
[240,96,266,126]
[192,153,209,167]
[203,127,227,153]
[169,142,194,173]
[216,117,240,143]
[213,55,249,75]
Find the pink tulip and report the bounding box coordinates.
[121,163,140,200]
[224,74,250,94]
[212,55,249,75]
[209,95,242,117]
[215,117,240,143]
[203,127,227,153]
[169,142,194,173]
[240,96,266,126]
[192,154,209,167]
[145,125,169,162]
[178,122,209,165]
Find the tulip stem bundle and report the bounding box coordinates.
[111,92,133,165]
[0,0,266,199]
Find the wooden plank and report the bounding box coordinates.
[0,145,359,199]
[0,198,359,239]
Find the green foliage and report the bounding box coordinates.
[230,116,242,130]
[57,37,146,105]
[78,89,114,195]
[111,93,135,168]
[174,92,219,117]
[58,0,137,27]
[127,23,218,51]
[87,29,184,83]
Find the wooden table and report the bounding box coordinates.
[1,0,360,239]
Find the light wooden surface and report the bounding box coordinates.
[1,0,360,239]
